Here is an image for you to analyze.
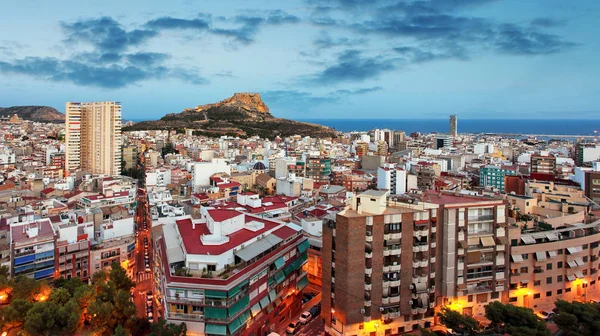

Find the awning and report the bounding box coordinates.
[275,271,285,284]
[459,241,468,249]
[566,274,576,281]
[574,258,585,267]
[284,263,295,276]
[235,234,283,262]
[297,275,309,290]
[568,260,578,268]
[228,295,249,317]
[205,290,227,299]
[297,239,310,254]
[576,272,585,279]
[259,295,270,309]
[269,289,277,302]
[480,236,495,247]
[468,237,479,246]
[273,257,285,270]
[250,303,261,316]
[511,254,524,263]
[205,324,227,335]
[228,318,243,334]
[520,279,530,284]
[545,232,559,241]
[205,307,227,319]
[228,280,249,298]
[535,251,547,261]
[548,250,557,258]
[567,246,583,254]
[521,236,535,245]
[239,310,251,324]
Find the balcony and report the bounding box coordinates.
[413,246,420,253]
[384,233,391,240]
[465,285,493,294]
[167,312,204,322]
[419,260,429,268]
[496,244,505,252]
[366,234,373,242]
[431,242,436,249]
[364,300,371,307]
[495,285,505,292]
[458,232,465,241]
[458,262,464,271]
[496,257,505,265]
[389,296,400,303]
[411,308,419,315]
[496,272,505,280]
[365,283,372,291]
[468,215,494,222]
[467,230,494,237]
[389,264,401,272]
[365,268,372,276]
[431,226,436,233]
[413,261,420,268]
[388,280,400,287]
[466,271,493,281]
[383,265,390,272]
[382,297,390,304]
[430,256,436,263]
[365,252,373,258]
[430,272,436,278]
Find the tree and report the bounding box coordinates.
[115,324,129,336]
[419,328,437,336]
[126,316,151,336]
[149,319,187,336]
[437,306,481,335]
[49,287,72,305]
[53,276,86,296]
[1,298,32,326]
[110,260,134,291]
[23,300,81,336]
[11,275,41,301]
[485,301,550,336]
[553,299,600,336]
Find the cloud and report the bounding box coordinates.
[530,17,566,28]
[305,49,398,85]
[61,17,157,53]
[493,24,577,55]
[125,52,170,66]
[146,10,299,45]
[0,56,207,89]
[263,85,382,110]
[313,32,366,50]
[393,42,468,63]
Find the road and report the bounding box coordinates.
[132,188,156,321]
[275,289,324,336]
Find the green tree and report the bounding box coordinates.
[1,298,32,326]
[11,275,41,301]
[126,316,151,336]
[485,301,550,336]
[115,324,129,336]
[49,287,72,305]
[149,319,187,336]
[553,299,600,336]
[110,260,134,291]
[437,307,481,335]
[53,276,86,296]
[24,300,81,336]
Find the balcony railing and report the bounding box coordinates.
[466,271,493,280]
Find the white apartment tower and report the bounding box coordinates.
[377,163,407,195]
[65,102,122,176]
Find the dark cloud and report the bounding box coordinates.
[125,52,170,66]
[61,17,157,53]
[494,24,577,55]
[530,17,566,28]
[0,56,207,89]
[313,32,366,50]
[146,10,299,45]
[393,42,468,63]
[263,85,382,109]
[306,49,397,85]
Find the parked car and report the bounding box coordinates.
[299,311,312,324]
[535,310,555,321]
[286,321,300,334]
[147,290,153,299]
[309,304,321,316]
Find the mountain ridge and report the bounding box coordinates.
[0,106,65,123]
[123,93,338,139]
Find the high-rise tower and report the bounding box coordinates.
[449,115,458,137]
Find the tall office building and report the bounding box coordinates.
[65,102,122,176]
[449,115,458,138]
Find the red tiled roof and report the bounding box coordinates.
[11,219,55,243]
[271,225,298,240]
[218,182,240,189]
[177,214,281,255]
[84,191,129,201]
[41,188,55,194]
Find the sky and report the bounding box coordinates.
[0,0,599,121]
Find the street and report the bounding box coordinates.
[132,188,156,321]
[275,284,324,336]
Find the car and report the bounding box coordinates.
[146,266,151,272]
[535,310,555,321]
[286,321,300,334]
[147,311,153,318]
[148,316,154,323]
[147,290,153,299]
[309,304,321,316]
[299,311,312,324]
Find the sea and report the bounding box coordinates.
[297,119,600,137]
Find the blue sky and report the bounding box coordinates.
[0,0,598,120]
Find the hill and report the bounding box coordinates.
[0,106,65,123]
[123,93,338,139]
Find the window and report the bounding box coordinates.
[509,297,517,302]
[511,239,518,246]
[557,262,563,269]
[176,304,185,310]
[558,249,563,255]
[546,291,552,297]
[207,265,216,272]
[557,275,563,282]
[566,288,572,293]
[533,293,541,299]
[468,295,473,303]
[583,256,588,262]
[546,277,552,284]
[491,292,499,299]
[534,280,541,286]
[557,289,563,295]
[547,263,553,270]
[522,254,529,260]
[192,305,202,312]
[520,267,528,274]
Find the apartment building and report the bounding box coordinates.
[10,218,56,280]
[377,163,407,195]
[152,212,309,335]
[449,115,458,138]
[65,101,122,176]
[575,142,600,166]
[480,165,517,191]
[306,156,331,184]
[322,190,438,336]
[530,155,556,180]
[507,219,600,310]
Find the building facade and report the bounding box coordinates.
[65,101,122,176]
[480,165,517,191]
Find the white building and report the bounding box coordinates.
[377,163,407,195]
[191,159,231,191]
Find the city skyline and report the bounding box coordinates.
[0,0,599,120]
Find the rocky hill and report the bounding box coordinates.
[123,93,337,139]
[0,106,65,123]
